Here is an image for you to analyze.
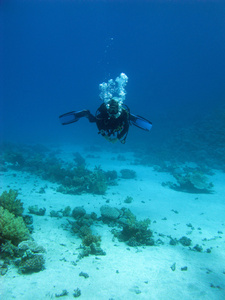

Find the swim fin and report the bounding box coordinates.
[59,111,80,125]
[59,110,90,125]
[130,114,152,131]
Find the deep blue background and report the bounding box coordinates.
[1,0,225,149]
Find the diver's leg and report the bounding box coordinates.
[85,111,96,123]
[75,110,96,122]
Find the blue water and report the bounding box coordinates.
[1,2,225,298]
[1,0,225,152]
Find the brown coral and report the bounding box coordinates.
[18,254,45,273]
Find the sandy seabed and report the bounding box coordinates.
[1,146,225,300]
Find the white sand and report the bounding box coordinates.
[1,146,225,300]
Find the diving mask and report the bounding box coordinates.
[106,99,122,118]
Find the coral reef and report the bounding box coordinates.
[0,189,24,216]
[87,167,107,194]
[192,244,203,252]
[1,143,113,195]
[100,205,121,221]
[55,290,69,298]
[18,242,45,274]
[0,240,19,258]
[82,233,101,247]
[23,214,33,225]
[69,207,105,257]
[120,169,136,179]
[73,288,81,298]
[56,165,108,195]
[18,240,46,253]
[79,242,106,258]
[124,196,133,203]
[22,214,34,234]
[0,239,45,274]
[18,252,45,274]
[105,170,118,181]
[49,206,72,218]
[116,208,154,246]
[177,170,213,193]
[169,235,209,253]
[164,168,214,193]
[28,205,46,216]
[79,271,89,278]
[50,210,63,218]
[62,206,71,217]
[100,206,154,247]
[0,259,9,275]
[72,207,86,218]
[179,236,192,247]
[0,207,30,245]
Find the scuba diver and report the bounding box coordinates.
[59,73,152,144]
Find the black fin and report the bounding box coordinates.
[59,111,79,125]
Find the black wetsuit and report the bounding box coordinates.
[59,103,152,143]
[85,104,130,143]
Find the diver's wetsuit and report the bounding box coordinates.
[59,103,152,144]
[84,104,130,143]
